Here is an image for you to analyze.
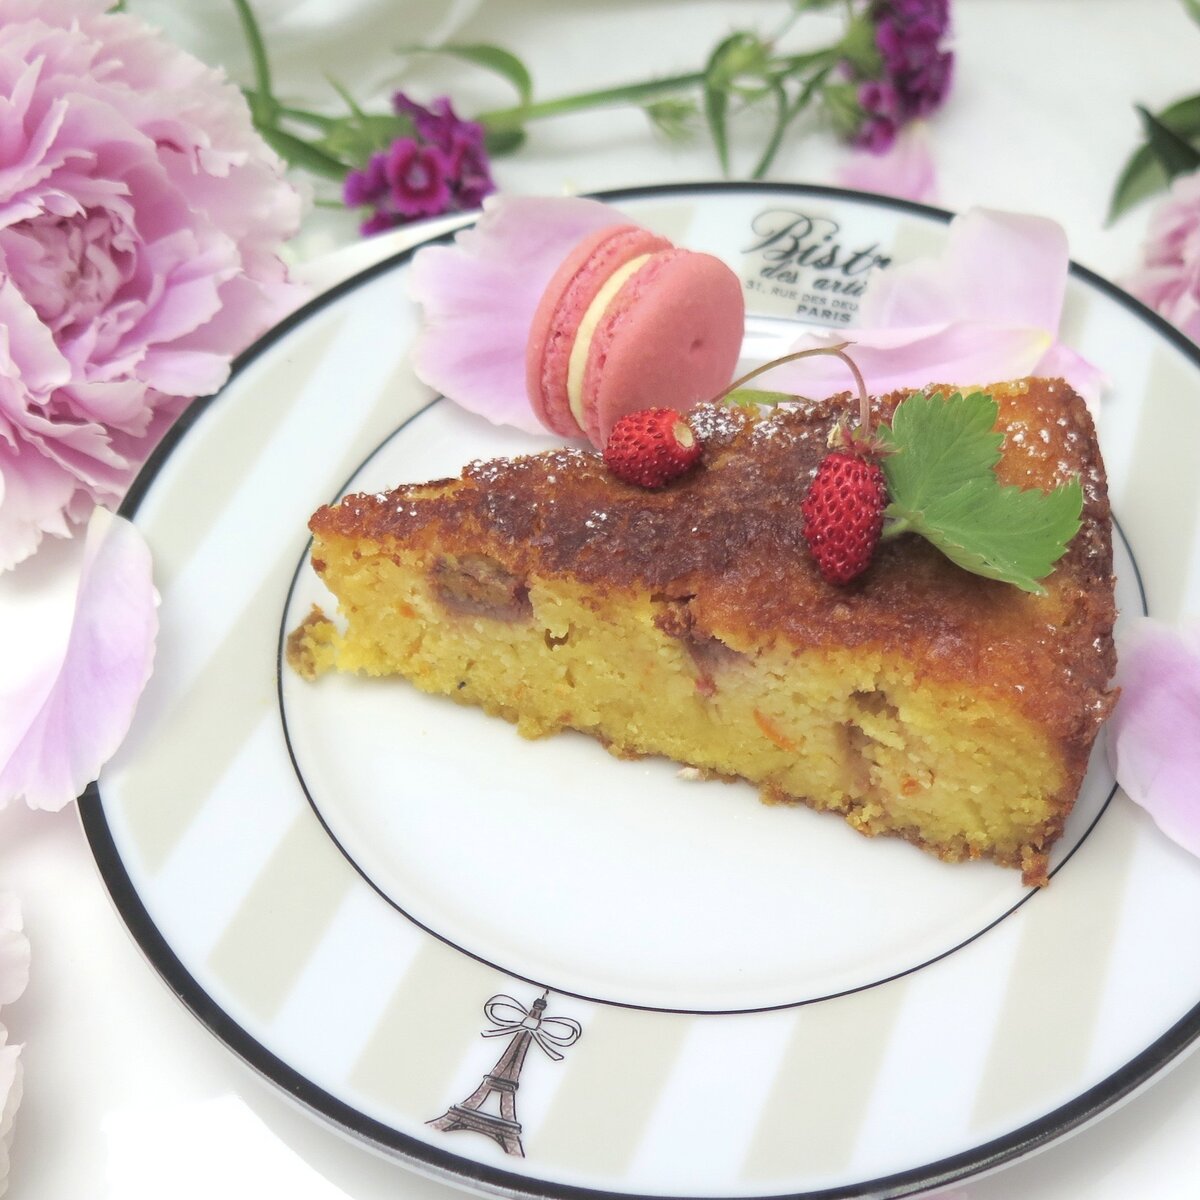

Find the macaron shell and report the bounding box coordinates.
[579,249,746,446]
[526,224,672,438]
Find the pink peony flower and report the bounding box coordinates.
[1107,618,1200,857]
[1124,169,1200,342]
[0,0,307,571]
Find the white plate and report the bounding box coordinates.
[83,184,1200,1199]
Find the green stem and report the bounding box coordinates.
[710,344,869,424]
[478,71,706,130]
[478,43,842,132]
[243,90,339,131]
[275,105,338,130]
[230,0,278,124]
[880,516,911,540]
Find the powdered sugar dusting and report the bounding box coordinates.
[686,403,747,444]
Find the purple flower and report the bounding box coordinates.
[345,94,496,235]
[0,0,306,570]
[385,139,454,217]
[847,0,954,152]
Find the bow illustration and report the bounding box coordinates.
[481,992,582,1061]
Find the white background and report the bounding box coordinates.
[2,1,1200,1197]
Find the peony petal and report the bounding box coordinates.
[861,208,1069,334]
[837,121,938,204]
[410,193,626,432]
[1107,618,1200,856]
[0,0,306,564]
[0,436,79,570]
[762,321,1053,398]
[0,507,158,810]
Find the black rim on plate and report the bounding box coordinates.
[79,182,1200,1200]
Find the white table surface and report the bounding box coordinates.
[3,1,1200,1196]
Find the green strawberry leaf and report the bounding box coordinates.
[878,390,1084,594]
[877,389,1003,501]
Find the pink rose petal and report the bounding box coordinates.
[762,208,1104,406]
[862,208,1069,333]
[755,321,1053,399]
[0,508,157,810]
[1106,618,1200,856]
[837,121,938,204]
[410,194,628,433]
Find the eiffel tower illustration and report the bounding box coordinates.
[428,988,581,1157]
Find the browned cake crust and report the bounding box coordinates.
[307,378,1116,881]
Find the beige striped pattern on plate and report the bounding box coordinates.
[95,189,1200,1198]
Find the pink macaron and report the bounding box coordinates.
[525,224,745,446]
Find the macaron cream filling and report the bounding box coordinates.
[565,254,651,432]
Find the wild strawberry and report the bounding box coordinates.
[603,408,702,488]
[801,449,889,585]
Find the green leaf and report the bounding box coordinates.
[260,128,350,181]
[751,81,790,180]
[1137,104,1200,177]
[1109,94,1200,221]
[702,82,730,174]
[484,126,527,155]
[750,61,832,179]
[837,12,883,76]
[643,97,698,142]
[244,91,337,132]
[1184,0,1200,25]
[326,75,368,120]
[319,113,410,163]
[879,390,1085,594]
[399,42,533,105]
[702,32,745,176]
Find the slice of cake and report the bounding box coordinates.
[289,378,1116,886]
